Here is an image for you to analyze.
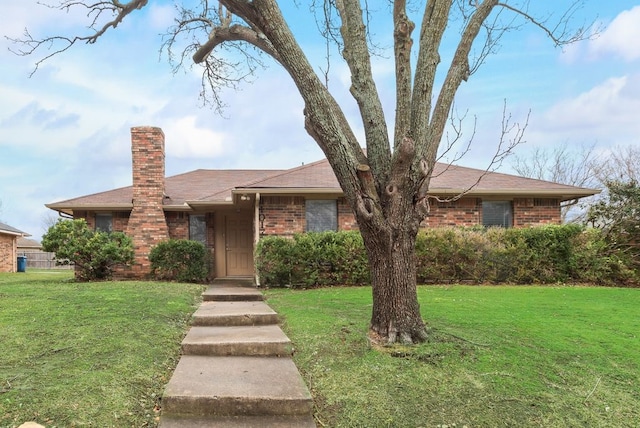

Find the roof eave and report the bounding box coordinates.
[46,202,134,210]
[187,200,235,207]
[234,187,343,195]
[430,188,600,201]
[0,230,29,237]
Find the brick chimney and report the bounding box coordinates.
[125,126,169,277]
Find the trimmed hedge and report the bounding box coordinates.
[255,226,637,288]
[255,231,370,287]
[149,239,209,283]
[416,225,634,285]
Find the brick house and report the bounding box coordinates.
[0,222,29,273]
[46,126,598,280]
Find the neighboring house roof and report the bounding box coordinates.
[17,237,42,249]
[46,159,599,215]
[0,222,29,237]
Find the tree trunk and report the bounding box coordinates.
[361,222,427,345]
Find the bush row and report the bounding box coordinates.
[255,226,637,288]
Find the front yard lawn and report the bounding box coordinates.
[265,284,640,427]
[0,271,203,427]
[2,271,638,427]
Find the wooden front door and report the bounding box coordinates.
[225,213,253,276]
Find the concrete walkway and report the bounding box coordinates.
[158,279,315,427]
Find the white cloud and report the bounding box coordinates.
[588,6,640,62]
[542,76,638,129]
[164,116,227,159]
[527,73,640,149]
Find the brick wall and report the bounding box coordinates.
[0,234,16,273]
[338,197,358,231]
[166,212,189,240]
[76,211,128,232]
[259,195,561,236]
[260,196,305,236]
[423,197,482,227]
[513,198,561,227]
[260,196,359,236]
[122,126,170,278]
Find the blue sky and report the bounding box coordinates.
[1,1,639,240]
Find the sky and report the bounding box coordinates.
[1,1,639,241]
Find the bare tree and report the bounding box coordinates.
[41,211,62,235]
[512,144,639,223]
[511,144,598,222]
[10,0,591,344]
[592,145,640,184]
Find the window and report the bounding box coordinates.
[534,198,559,207]
[306,200,337,232]
[189,215,207,245]
[482,201,513,228]
[95,213,113,233]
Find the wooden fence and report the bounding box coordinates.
[20,251,73,270]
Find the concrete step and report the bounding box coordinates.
[158,414,316,428]
[212,278,254,286]
[192,301,280,327]
[203,285,263,302]
[182,325,293,357]
[161,355,313,417]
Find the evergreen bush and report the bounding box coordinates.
[41,219,134,281]
[256,231,369,287]
[149,239,209,283]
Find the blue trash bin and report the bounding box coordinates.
[17,256,27,273]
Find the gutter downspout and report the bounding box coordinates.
[254,192,261,286]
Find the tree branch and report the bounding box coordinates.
[496,1,592,47]
[410,0,453,154]
[8,0,148,76]
[335,0,391,193]
[392,0,415,147]
[426,0,498,167]
[429,100,529,203]
[193,24,282,65]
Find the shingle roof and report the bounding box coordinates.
[46,159,598,214]
[428,163,594,195]
[17,237,41,248]
[238,159,341,190]
[47,169,282,210]
[0,222,28,236]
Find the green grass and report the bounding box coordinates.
[3,272,638,427]
[0,271,204,428]
[265,285,640,427]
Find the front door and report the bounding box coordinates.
[225,213,253,276]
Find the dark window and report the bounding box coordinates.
[534,198,559,207]
[482,201,513,228]
[189,215,207,245]
[306,200,337,232]
[95,213,113,233]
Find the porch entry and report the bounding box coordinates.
[223,213,253,277]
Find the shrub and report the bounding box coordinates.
[254,236,296,286]
[255,226,636,287]
[500,224,584,283]
[41,219,134,281]
[255,231,369,287]
[149,239,209,283]
[571,228,637,285]
[586,179,640,274]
